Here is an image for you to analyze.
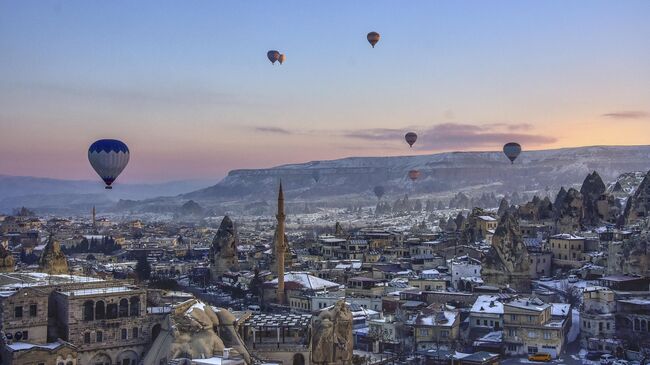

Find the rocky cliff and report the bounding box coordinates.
[482,211,531,292]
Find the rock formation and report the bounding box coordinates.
[454,212,466,231]
[460,208,491,244]
[482,211,531,292]
[623,170,650,225]
[334,222,346,237]
[580,171,607,227]
[145,299,251,364]
[554,188,583,233]
[0,243,15,272]
[607,232,650,277]
[497,198,509,217]
[311,300,353,365]
[210,216,239,280]
[444,217,457,232]
[39,235,68,274]
[519,196,554,221]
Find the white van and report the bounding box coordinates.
[568,275,578,283]
[247,305,261,313]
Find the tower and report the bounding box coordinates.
[276,183,286,304]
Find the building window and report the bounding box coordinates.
[83,300,95,321]
[119,298,129,317]
[476,319,480,325]
[122,328,128,340]
[508,329,517,337]
[14,306,23,318]
[84,332,91,344]
[419,329,429,336]
[440,330,449,338]
[29,304,37,317]
[511,314,516,321]
[97,331,103,342]
[22,330,28,340]
[544,331,551,339]
[133,327,139,338]
[529,315,534,322]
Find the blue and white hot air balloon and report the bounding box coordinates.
[88,139,130,189]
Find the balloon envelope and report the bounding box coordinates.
[267,50,280,64]
[408,170,421,181]
[88,139,130,189]
[373,186,385,199]
[405,132,417,147]
[503,142,522,164]
[367,32,380,48]
[278,53,286,65]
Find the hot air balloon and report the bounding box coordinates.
[88,139,130,189]
[503,142,522,164]
[408,170,421,181]
[267,50,280,64]
[312,170,320,183]
[367,32,380,48]
[278,53,286,65]
[405,132,417,148]
[373,186,385,200]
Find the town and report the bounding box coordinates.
[1,169,649,365]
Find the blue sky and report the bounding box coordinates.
[1,0,649,182]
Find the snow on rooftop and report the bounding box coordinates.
[470,295,504,314]
[269,272,340,290]
[61,286,136,296]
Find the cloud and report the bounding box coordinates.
[342,122,556,150]
[254,126,292,135]
[602,111,648,119]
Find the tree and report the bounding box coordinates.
[135,256,152,281]
[560,281,582,307]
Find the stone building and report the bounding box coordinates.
[549,233,587,270]
[0,272,163,365]
[580,286,619,351]
[502,298,568,358]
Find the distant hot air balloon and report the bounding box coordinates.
[373,186,385,200]
[367,32,380,48]
[88,139,130,189]
[405,132,417,148]
[278,53,286,65]
[408,170,421,181]
[267,50,280,64]
[503,142,522,164]
[312,170,320,183]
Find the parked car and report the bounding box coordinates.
[529,353,552,362]
[601,354,617,365]
[586,352,607,361]
[613,360,629,365]
[247,305,261,313]
[568,274,579,283]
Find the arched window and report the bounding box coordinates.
[119,298,129,317]
[83,300,94,321]
[107,303,118,319]
[293,353,305,365]
[95,301,105,320]
[129,296,140,316]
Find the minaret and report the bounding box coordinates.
[276,182,286,304]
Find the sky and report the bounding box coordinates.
[1,0,649,183]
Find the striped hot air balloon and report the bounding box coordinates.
[88,139,130,189]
